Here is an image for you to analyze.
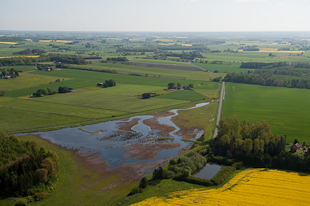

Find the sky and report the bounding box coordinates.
[0,0,309,32]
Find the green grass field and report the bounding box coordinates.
[0,65,219,133]
[222,82,310,143]
[158,90,207,101]
[192,62,246,73]
[33,84,188,112]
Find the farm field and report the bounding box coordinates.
[131,168,310,206]
[73,62,215,81]
[192,62,245,73]
[0,73,70,92]
[33,84,189,112]
[222,83,310,143]
[0,64,219,133]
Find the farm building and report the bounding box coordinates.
[291,143,302,153]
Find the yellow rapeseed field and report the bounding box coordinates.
[182,44,192,46]
[0,42,18,44]
[56,40,73,43]
[0,56,39,59]
[131,169,310,206]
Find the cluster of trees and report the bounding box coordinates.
[167,82,193,89]
[58,86,72,93]
[0,54,87,67]
[1,68,19,78]
[49,54,86,65]
[13,49,46,55]
[106,57,128,61]
[0,57,49,67]
[104,79,116,87]
[225,68,310,89]
[212,118,310,172]
[163,50,204,59]
[0,133,35,167]
[142,93,151,99]
[239,46,259,51]
[240,62,291,69]
[168,151,207,178]
[34,88,56,97]
[0,133,59,199]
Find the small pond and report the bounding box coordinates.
[192,162,224,179]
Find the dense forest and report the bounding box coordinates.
[0,133,59,200]
[212,118,310,172]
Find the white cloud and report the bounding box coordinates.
[236,0,268,2]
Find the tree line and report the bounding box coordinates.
[13,49,46,55]
[106,57,128,61]
[168,82,194,89]
[0,54,87,67]
[225,68,310,89]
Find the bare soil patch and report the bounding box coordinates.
[123,142,181,160]
[118,118,139,131]
[143,118,175,135]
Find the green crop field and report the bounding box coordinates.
[158,90,207,101]
[73,62,216,81]
[0,65,220,133]
[0,73,71,92]
[192,62,246,73]
[222,82,310,143]
[33,84,188,112]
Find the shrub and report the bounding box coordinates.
[211,156,235,166]
[148,179,161,186]
[232,162,244,170]
[15,199,27,206]
[173,173,214,186]
[139,177,148,189]
[33,192,49,201]
[163,170,175,179]
[211,166,236,185]
[128,187,143,196]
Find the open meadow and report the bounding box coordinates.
[0,64,219,133]
[222,82,310,143]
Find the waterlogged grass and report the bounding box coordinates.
[173,102,218,141]
[0,106,87,133]
[222,83,310,143]
[130,169,310,206]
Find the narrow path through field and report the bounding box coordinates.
[189,61,225,138]
[214,81,225,138]
[189,61,223,77]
